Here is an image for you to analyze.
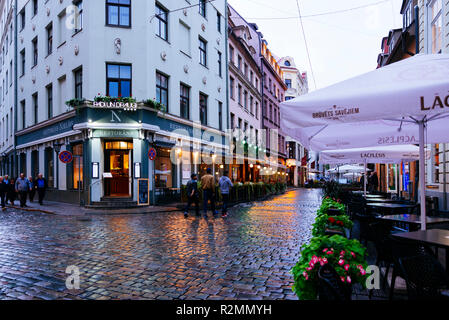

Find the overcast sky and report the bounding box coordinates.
[227,0,403,91]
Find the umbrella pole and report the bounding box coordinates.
[419,120,427,230]
[364,159,367,197]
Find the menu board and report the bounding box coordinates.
[138,179,150,206]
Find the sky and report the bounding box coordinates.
[227,0,404,91]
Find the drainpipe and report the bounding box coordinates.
[225,2,229,164]
[443,144,447,210]
[414,5,419,54]
[13,0,18,177]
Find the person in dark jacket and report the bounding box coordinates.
[0,176,7,210]
[35,174,48,205]
[7,178,16,205]
[184,174,200,218]
[28,176,36,202]
[16,173,30,208]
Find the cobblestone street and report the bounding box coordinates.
[0,189,321,300]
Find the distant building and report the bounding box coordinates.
[278,56,309,186]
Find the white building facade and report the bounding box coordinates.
[5,0,228,206]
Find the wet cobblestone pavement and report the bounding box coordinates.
[0,189,321,300]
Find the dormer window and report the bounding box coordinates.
[284,60,291,67]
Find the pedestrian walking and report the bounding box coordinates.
[0,176,7,210]
[218,171,233,218]
[36,174,48,205]
[15,173,29,208]
[28,176,36,202]
[200,168,217,218]
[7,178,16,205]
[369,171,379,193]
[184,173,200,218]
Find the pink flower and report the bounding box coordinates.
[311,256,318,263]
[340,251,345,256]
[322,258,328,264]
[338,259,345,266]
[346,276,352,284]
[360,269,366,276]
[326,251,333,255]
[351,252,356,258]
[306,267,312,271]
[344,264,350,271]
[303,272,309,280]
[322,248,328,253]
[340,276,345,283]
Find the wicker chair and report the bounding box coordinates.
[389,237,436,300]
[398,254,449,299]
[318,264,352,301]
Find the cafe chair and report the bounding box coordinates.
[354,212,380,245]
[398,254,449,299]
[389,237,436,300]
[318,264,352,301]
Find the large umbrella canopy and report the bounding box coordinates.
[282,54,449,130]
[327,165,368,173]
[280,54,449,230]
[320,145,420,165]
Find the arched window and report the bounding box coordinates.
[284,60,291,66]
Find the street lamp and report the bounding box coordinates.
[53,141,64,189]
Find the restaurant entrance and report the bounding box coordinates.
[104,141,133,198]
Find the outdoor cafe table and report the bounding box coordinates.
[377,214,449,232]
[366,202,416,216]
[365,198,401,203]
[393,229,449,275]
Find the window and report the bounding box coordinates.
[21,100,25,129]
[199,38,207,66]
[199,0,206,17]
[238,55,242,70]
[229,45,234,63]
[285,79,292,88]
[250,71,254,84]
[33,93,38,124]
[250,96,254,115]
[179,21,191,55]
[180,84,189,119]
[20,9,25,31]
[74,68,83,99]
[243,91,248,110]
[32,37,38,67]
[230,77,235,100]
[217,51,222,77]
[58,11,67,45]
[106,63,131,97]
[217,12,221,32]
[32,0,38,16]
[284,60,291,67]
[47,84,53,119]
[20,50,25,76]
[45,148,54,188]
[155,3,168,40]
[199,93,207,126]
[5,71,8,94]
[9,61,12,86]
[238,84,242,105]
[106,0,131,27]
[218,102,223,131]
[156,72,168,111]
[230,113,235,129]
[428,0,442,54]
[74,0,83,32]
[73,143,84,190]
[244,63,248,78]
[255,102,259,119]
[46,24,53,55]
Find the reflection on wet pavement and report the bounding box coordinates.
[0,188,321,300]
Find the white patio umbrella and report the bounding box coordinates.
[281,54,449,230]
[321,145,420,196]
[327,164,367,173]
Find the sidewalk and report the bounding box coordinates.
[6,200,182,216]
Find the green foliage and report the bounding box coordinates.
[291,235,368,300]
[323,180,345,199]
[317,197,346,217]
[143,99,166,112]
[65,98,85,108]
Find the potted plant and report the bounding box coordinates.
[312,214,353,238]
[291,235,368,300]
[317,197,346,217]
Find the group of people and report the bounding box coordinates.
[0,173,48,210]
[360,171,379,192]
[184,168,233,219]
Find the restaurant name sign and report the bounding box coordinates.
[312,105,360,120]
[420,94,449,111]
[93,101,138,111]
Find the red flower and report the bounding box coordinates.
[328,217,336,224]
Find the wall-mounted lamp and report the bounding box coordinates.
[92,162,100,179]
[134,162,141,179]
